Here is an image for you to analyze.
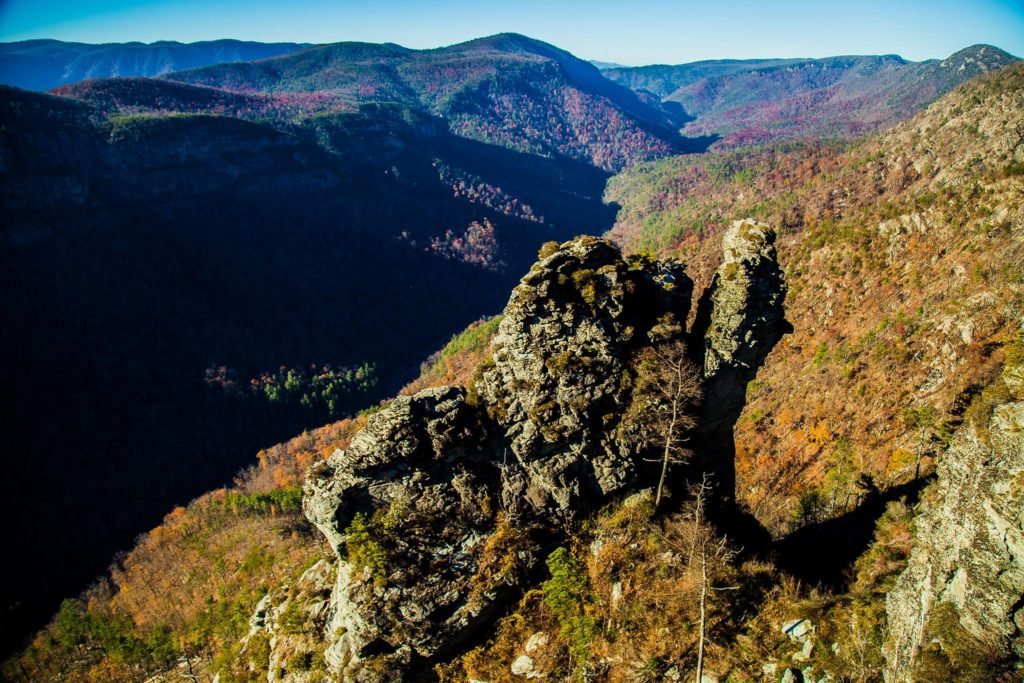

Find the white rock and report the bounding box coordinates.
[802,637,815,659]
[781,618,813,641]
[511,654,545,678]
[524,631,549,654]
[610,581,623,609]
[511,654,534,676]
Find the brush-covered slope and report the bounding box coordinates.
[605,44,1019,148]
[163,33,694,170]
[0,38,308,91]
[3,220,784,680]
[12,228,1019,682]
[607,61,1024,532]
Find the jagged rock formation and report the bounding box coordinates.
[697,219,788,427]
[304,386,502,671]
[688,219,789,516]
[300,233,784,679]
[477,236,693,520]
[884,360,1024,680]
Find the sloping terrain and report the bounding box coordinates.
[605,45,1019,147]
[607,61,1024,532]
[0,38,308,90]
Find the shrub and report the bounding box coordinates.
[344,512,390,585]
[542,547,597,669]
[538,241,561,260]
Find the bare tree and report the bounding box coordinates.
[667,475,738,683]
[622,341,702,509]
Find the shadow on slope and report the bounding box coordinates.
[773,477,930,591]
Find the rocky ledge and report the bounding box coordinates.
[300,227,786,680]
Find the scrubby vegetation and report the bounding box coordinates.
[608,62,1024,530]
[442,490,920,681]
[2,475,322,682]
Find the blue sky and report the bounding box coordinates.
[1,0,1022,64]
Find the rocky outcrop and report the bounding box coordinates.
[478,236,693,520]
[303,386,503,672]
[884,361,1024,680]
[301,233,785,679]
[234,559,337,682]
[696,219,788,426]
[689,219,788,515]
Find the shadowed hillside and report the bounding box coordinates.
[0,77,617,649]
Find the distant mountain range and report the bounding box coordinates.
[161,33,697,169]
[603,45,1019,146]
[590,60,629,70]
[4,37,1017,152]
[0,38,308,90]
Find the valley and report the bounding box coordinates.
[1,28,1022,683]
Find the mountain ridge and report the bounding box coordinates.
[0,38,310,90]
[162,32,694,170]
[604,43,1019,147]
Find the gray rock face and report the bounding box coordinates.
[227,558,337,682]
[697,219,788,426]
[478,235,692,520]
[303,386,502,672]
[884,364,1024,680]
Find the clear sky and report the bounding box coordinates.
[0,0,1021,65]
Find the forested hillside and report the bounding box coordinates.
[606,61,1024,532]
[604,45,1018,147]
[0,65,614,648]
[163,33,699,170]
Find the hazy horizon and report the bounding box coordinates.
[1,0,1022,66]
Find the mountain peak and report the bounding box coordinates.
[451,32,554,52]
[940,43,1018,72]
